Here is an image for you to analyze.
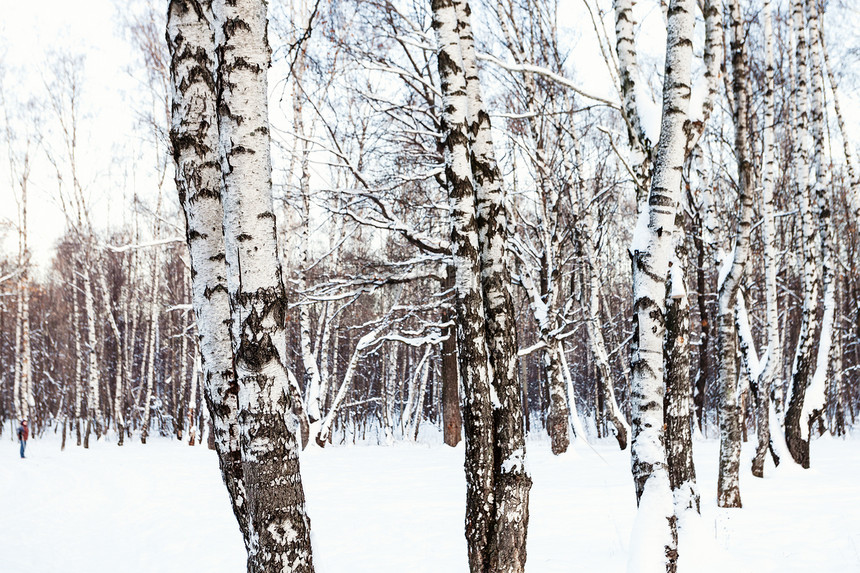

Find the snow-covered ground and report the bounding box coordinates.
[2,431,859,572]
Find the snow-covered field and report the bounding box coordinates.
[2,431,859,572]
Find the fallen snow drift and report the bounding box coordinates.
[2,433,859,572]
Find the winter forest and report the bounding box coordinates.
[1,0,859,571]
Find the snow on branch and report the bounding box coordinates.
[101,236,185,253]
[0,266,24,285]
[476,52,621,110]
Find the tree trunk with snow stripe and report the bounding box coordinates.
[292,37,324,428]
[441,266,463,447]
[664,208,697,513]
[612,0,651,202]
[433,0,531,568]
[785,0,819,470]
[716,0,755,509]
[805,0,835,452]
[454,0,531,567]
[627,0,695,568]
[751,0,781,478]
[139,235,160,446]
[72,271,83,446]
[432,1,496,569]
[82,264,101,447]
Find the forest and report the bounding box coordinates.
[1,0,859,571]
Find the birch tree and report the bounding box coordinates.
[750,0,783,478]
[168,0,248,552]
[213,0,315,569]
[803,0,836,456]
[1,90,34,425]
[784,0,820,469]
[432,0,530,568]
[715,0,755,509]
[627,0,694,569]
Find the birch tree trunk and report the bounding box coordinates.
[751,0,781,478]
[454,2,531,567]
[17,254,32,425]
[612,0,651,201]
[627,0,694,569]
[668,0,721,485]
[98,255,125,445]
[176,266,190,441]
[123,247,139,442]
[168,0,250,549]
[316,325,383,445]
[664,208,697,513]
[784,0,820,469]
[82,265,101,447]
[292,36,324,427]
[804,0,834,447]
[13,275,22,423]
[432,1,501,569]
[491,5,568,455]
[441,266,462,447]
[188,353,200,446]
[213,0,315,568]
[73,272,83,446]
[410,346,434,439]
[139,248,160,445]
[819,15,860,219]
[716,0,755,509]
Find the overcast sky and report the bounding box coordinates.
[1,0,162,275]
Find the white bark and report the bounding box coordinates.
[82,265,101,444]
[559,342,589,442]
[751,0,783,477]
[404,345,432,437]
[805,0,834,438]
[73,273,84,445]
[213,0,315,567]
[140,247,160,444]
[785,0,820,469]
[188,352,200,446]
[716,0,755,509]
[818,13,860,218]
[453,2,531,568]
[627,0,695,569]
[613,0,651,200]
[167,0,250,545]
[432,1,497,569]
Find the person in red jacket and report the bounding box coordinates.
[17,420,28,458]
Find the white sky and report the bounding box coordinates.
[0,0,166,276]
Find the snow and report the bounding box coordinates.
[668,257,687,304]
[630,208,651,255]
[736,294,763,381]
[3,433,860,572]
[803,289,835,440]
[716,248,734,292]
[626,472,675,573]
